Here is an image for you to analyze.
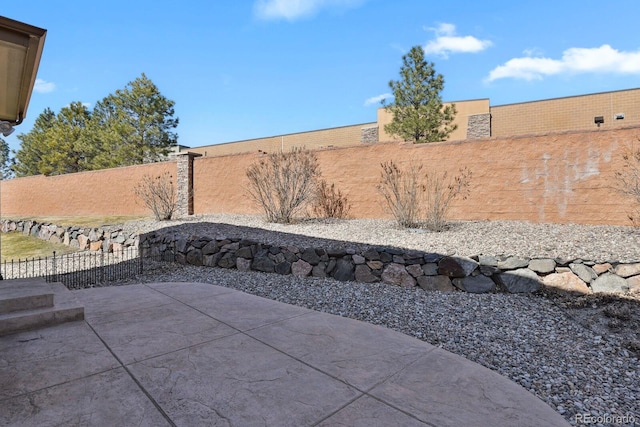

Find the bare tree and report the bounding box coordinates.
[134,172,176,220]
[246,148,320,223]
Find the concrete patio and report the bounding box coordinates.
[0,281,570,426]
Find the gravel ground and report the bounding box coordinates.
[111,214,640,426]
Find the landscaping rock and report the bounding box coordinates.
[236,257,251,272]
[405,264,424,278]
[591,273,630,293]
[437,256,478,278]
[478,255,499,266]
[453,275,496,293]
[421,263,438,276]
[275,261,291,275]
[528,258,556,274]
[251,256,275,273]
[497,256,530,270]
[569,263,597,283]
[417,275,455,292]
[592,263,613,274]
[362,248,380,260]
[312,263,327,278]
[367,260,383,270]
[332,259,355,282]
[355,265,378,283]
[292,259,312,277]
[381,263,416,288]
[217,253,236,268]
[186,248,203,266]
[614,262,640,278]
[301,248,321,265]
[497,268,541,293]
[542,272,590,294]
[352,254,366,264]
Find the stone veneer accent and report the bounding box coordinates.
[467,113,491,139]
[175,152,202,217]
[360,125,379,143]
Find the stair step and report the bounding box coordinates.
[0,278,54,314]
[0,279,85,337]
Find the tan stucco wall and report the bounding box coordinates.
[377,99,490,142]
[193,127,637,225]
[185,123,377,157]
[491,88,640,138]
[1,161,177,217]
[2,127,636,225]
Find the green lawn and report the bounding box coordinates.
[0,232,79,261]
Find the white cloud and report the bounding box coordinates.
[364,93,391,107]
[423,23,492,58]
[34,78,56,93]
[253,0,365,21]
[487,44,640,81]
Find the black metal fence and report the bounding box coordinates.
[0,247,171,289]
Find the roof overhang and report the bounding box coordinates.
[0,15,47,126]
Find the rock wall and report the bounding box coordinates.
[1,220,139,253]
[140,231,640,296]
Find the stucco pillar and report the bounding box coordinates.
[175,152,201,217]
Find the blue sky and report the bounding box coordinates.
[4,0,640,152]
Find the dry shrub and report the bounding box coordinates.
[246,148,320,223]
[134,171,176,220]
[312,179,351,219]
[424,167,472,231]
[614,141,640,226]
[378,160,423,228]
[378,160,472,230]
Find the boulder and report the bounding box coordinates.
[354,265,378,283]
[437,256,478,278]
[186,249,203,266]
[542,272,590,294]
[497,256,530,270]
[291,260,312,277]
[405,264,424,278]
[626,275,640,292]
[332,259,355,282]
[367,260,384,270]
[592,263,612,274]
[591,273,630,294]
[77,234,89,250]
[275,261,291,275]
[381,263,416,288]
[417,276,455,292]
[312,263,327,278]
[452,276,496,293]
[497,268,541,293]
[236,257,252,272]
[614,262,640,278]
[421,263,438,276]
[301,248,321,265]
[478,255,498,266]
[235,246,253,259]
[528,258,556,274]
[217,253,237,268]
[352,254,366,265]
[362,248,380,260]
[251,256,275,273]
[569,263,597,283]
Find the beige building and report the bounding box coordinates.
[181,88,640,157]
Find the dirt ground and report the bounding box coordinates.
[541,289,640,357]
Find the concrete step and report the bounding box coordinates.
[0,278,54,315]
[0,279,85,337]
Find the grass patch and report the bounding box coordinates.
[1,232,79,261]
[4,215,149,228]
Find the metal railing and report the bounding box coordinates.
[0,247,172,289]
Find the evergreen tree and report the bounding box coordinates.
[0,137,11,179]
[383,46,457,143]
[12,108,56,177]
[92,73,178,167]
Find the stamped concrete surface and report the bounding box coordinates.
[0,282,570,426]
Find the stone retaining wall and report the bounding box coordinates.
[140,231,640,296]
[1,220,139,253]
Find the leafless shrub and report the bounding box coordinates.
[246,148,320,223]
[378,160,472,230]
[378,160,423,228]
[312,179,351,219]
[134,172,176,221]
[424,167,472,231]
[614,141,640,226]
